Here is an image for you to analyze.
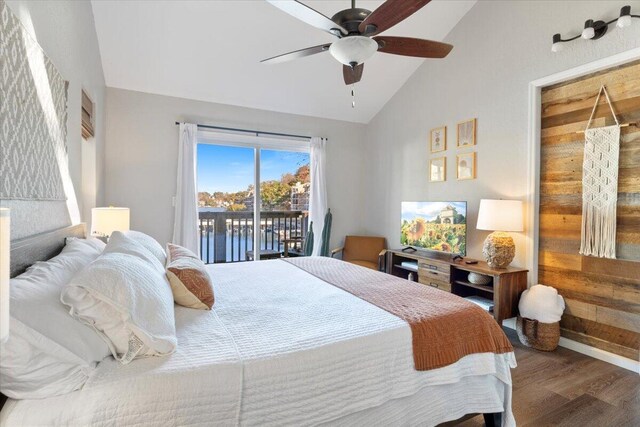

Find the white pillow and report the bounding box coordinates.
[1,238,109,398]
[0,319,94,399]
[519,284,565,323]
[64,236,106,252]
[8,238,109,361]
[123,230,167,266]
[104,231,165,273]
[61,250,177,364]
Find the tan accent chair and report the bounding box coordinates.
[331,236,387,271]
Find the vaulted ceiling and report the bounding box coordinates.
[92,1,475,123]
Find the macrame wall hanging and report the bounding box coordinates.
[579,85,620,259]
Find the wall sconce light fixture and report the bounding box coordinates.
[552,5,638,52]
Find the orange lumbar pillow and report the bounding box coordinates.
[165,243,214,310]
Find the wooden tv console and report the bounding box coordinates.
[383,249,528,324]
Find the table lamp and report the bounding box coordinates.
[476,199,523,269]
[1,208,10,343]
[91,207,130,241]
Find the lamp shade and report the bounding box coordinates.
[329,36,378,66]
[617,6,632,28]
[91,207,130,238]
[476,199,523,232]
[1,208,9,343]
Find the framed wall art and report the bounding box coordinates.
[457,118,476,148]
[456,152,476,180]
[429,157,446,182]
[430,126,446,153]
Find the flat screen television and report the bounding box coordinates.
[401,201,467,255]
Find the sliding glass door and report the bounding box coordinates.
[197,144,255,263]
[259,149,310,258]
[197,137,310,263]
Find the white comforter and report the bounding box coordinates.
[1,259,516,426]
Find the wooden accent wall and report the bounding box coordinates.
[539,60,640,361]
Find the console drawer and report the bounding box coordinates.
[418,260,450,275]
[418,277,452,292]
[419,267,450,283]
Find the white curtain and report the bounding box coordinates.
[172,123,199,254]
[308,137,328,256]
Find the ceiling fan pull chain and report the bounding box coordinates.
[351,83,356,108]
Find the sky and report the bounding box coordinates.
[197,144,309,194]
[401,201,467,222]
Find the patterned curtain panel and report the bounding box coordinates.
[0,0,67,201]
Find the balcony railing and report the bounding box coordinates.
[199,210,308,263]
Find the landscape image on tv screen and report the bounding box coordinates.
[401,201,467,255]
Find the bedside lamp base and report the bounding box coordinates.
[483,231,515,269]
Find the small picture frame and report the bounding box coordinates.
[430,126,446,153]
[457,118,476,148]
[429,157,446,182]
[456,152,476,180]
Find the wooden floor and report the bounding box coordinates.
[455,328,639,427]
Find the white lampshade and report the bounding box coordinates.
[618,6,632,28]
[476,199,523,232]
[551,41,564,53]
[329,36,378,66]
[1,208,9,343]
[551,33,564,53]
[581,26,595,39]
[617,14,632,28]
[91,207,130,238]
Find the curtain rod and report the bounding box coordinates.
[174,122,313,141]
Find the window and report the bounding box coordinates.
[197,132,310,263]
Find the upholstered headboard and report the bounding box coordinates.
[9,224,85,278]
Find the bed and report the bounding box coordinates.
[1,226,516,426]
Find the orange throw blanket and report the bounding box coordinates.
[284,257,513,370]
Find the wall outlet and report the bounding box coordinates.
[172,196,176,207]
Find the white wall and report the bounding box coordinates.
[5,0,106,238]
[104,88,367,249]
[362,1,640,269]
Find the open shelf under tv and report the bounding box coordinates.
[393,263,418,273]
[453,279,494,294]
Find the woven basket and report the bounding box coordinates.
[516,316,560,351]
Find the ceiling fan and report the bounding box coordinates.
[261,0,453,87]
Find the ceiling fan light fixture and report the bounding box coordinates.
[329,36,378,66]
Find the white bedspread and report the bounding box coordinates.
[1,259,516,426]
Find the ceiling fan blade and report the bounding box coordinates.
[343,63,364,85]
[359,0,431,36]
[374,36,453,58]
[267,0,347,37]
[261,43,332,64]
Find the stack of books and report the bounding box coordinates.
[400,261,418,271]
[464,296,494,313]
